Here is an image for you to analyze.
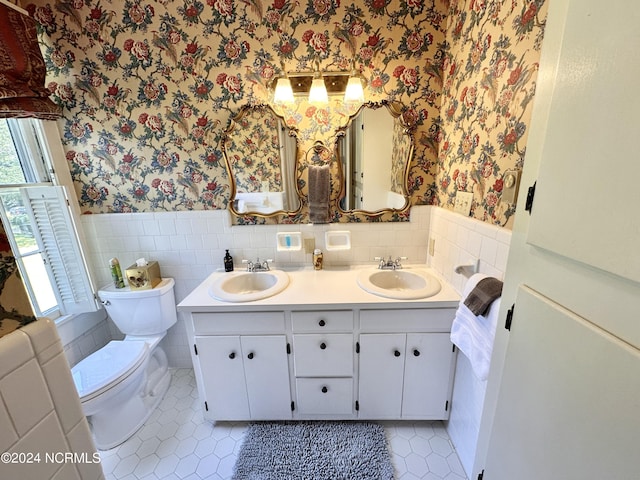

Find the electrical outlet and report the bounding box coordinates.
[428,237,436,257]
[304,238,315,253]
[454,191,473,216]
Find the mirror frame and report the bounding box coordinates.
[222,104,303,219]
[334,101,415,217]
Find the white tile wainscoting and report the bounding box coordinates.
[78,206,433,369]
[72,206,510,479]
[427,208,512,478]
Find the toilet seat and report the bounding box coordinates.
[72,340,148,403]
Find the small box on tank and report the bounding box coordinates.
[125,260,161,290]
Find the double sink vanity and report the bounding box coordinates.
[178,264,460,422]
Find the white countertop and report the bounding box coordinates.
[177,265,461,313]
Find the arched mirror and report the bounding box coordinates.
[335,101,414,215]
[222,104,302,217]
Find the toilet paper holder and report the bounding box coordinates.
[454,258,479,278]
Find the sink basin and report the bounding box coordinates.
[356,268,441,300]
[209,270,289,302]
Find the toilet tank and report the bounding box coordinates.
[98,278,177,335]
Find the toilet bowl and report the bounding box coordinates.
[71,278,177,450]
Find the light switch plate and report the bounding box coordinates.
[501,169,521,204]
[454,191,473,216]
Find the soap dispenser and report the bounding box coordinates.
[224,250,234,272]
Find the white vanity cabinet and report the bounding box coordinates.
[358,309,457,420]
[191,312,292,421]
[180,268,460,422]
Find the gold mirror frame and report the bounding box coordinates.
[334,101,415,217]
[222,104,303,219]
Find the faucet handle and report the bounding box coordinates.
[242,259,254,271]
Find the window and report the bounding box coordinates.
[0,118,97,318]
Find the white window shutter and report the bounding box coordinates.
[22,186,98,314]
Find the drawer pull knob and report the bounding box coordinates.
[413,349,421,357]
[247,352,254,360]
[318,319,326,327]
[394,350,401,357]
[322,386,328,393]
[229,352,236,359]
[320,342,327,350]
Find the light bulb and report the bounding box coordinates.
[344,75,365,104]
[273,77,294,103]
[308,74,328,104]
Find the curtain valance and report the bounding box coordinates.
[0,3,62,119]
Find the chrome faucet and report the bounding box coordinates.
[375,256,407,270]
[242,258,272,272]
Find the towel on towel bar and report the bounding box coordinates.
[450,273,501,381]
[308,164,330,223]
[464,277,503,316]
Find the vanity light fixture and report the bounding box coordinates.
[270,63,365,104]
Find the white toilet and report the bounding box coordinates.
[71,278,177,450]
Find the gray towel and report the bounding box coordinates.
[308,164,330,223]
[463,277,503,316]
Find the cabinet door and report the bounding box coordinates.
[358,334,405,418]
[195,336,250,420]
[241,335,292,420]
[402,333,455,419]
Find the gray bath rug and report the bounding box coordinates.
[232,421,395,480]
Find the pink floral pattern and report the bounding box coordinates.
[26,0,546,227]
[437,0,548,227]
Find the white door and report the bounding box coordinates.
[195,336,250,420]
[358,334,405,418]
[241,335,292,420]
[480,0,640,478]
[361,107,393,211]
[485,287,640,479]
[402,333,454,419]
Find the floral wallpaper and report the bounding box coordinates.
[437,0,548,227]
[25,0,449,224]
[223,105,285,194]
[391,114,412,195]
[21,0,548,228]
[0,222,36,339]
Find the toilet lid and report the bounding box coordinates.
[72,341,148,400]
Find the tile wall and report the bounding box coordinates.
[78,206,432,368]
[0,318,103,480]
[75,206,511,369]
[427,207,512,478]
[70,205,510,478]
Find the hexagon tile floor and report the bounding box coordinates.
[99,369,467,480]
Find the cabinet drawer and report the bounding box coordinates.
[291,310,354,332]
[360,308,455,333]
[192,312,285,335]
[295,378,353,415]
[293,334,354,376]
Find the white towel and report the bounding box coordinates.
[450,273,501,381]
